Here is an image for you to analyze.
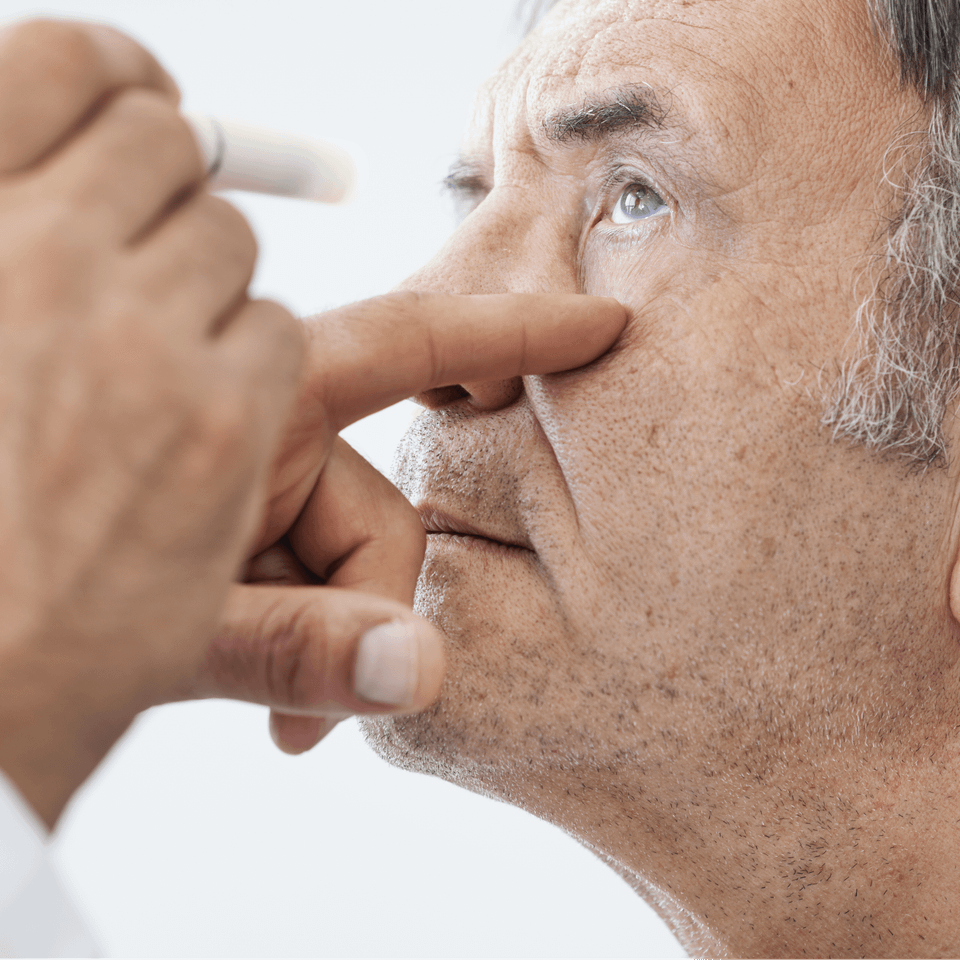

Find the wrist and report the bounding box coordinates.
[0,648,136,829]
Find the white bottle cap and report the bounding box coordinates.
[184,113,359,204]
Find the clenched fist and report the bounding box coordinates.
[0,20,303,827]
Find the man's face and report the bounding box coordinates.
[365,0,956,862]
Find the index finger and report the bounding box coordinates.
[303,292,627,431]
[0,18,179,173]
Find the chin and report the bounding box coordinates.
[358,713,437,774]
[360,546,670,807]
[358,709,510,801]
[357,625,559,802]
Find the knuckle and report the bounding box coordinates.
[194,194,258,271]
[5,19,104,86]
[105,89,203,175]
[171,406,253,496]
[275,606,317,707]
[341,458,424,550]
[372,289,432,325]
[161,373,253,479]
[387,492,428,551]
[107,85,174,130]
[251,300,305,369]
[396,494,427,538]
[363,291,441,373]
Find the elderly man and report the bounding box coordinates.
[355,0,960,956]
[3,0,959,955]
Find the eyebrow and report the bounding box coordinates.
[442,85,675,199]
[443,158,489,197]
[542,84,671,143]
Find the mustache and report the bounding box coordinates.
[393,407,535,540]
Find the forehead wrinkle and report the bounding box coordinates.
[547,7,826,192]
[516,12,734,152]
[503,5,702,143]
[477,0,890,215]
[539,0,795,121]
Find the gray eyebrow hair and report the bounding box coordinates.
[543,85,671,143]
[441,84,674,199]
[442,158,489,196]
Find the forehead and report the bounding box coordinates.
[470,0,895,173]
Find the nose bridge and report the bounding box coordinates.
[405,185,580,413]
[404,186,580,297]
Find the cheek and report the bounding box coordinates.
[545,240,749,573]
[527,346,707,612]
[525,271,836,643]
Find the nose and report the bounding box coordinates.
[403,189,578,412]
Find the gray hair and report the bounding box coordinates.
[520,0,960,464]
[824,1,960,464]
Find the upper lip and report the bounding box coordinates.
[417,505,533,551]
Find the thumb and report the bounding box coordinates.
[192,583,445,751]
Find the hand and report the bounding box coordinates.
[0,20,303,826]
[191,292,628,753]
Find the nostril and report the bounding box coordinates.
[415,377,525,413]
[459,377,525,412]
[415,384,470,410]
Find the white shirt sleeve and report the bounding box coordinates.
[0,769,99,958]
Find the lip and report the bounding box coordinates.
[417,505,534,555]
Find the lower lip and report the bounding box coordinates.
[425,532,533,558]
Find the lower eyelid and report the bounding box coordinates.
[591,207,671,248]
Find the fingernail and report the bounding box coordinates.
[354,620,419,707]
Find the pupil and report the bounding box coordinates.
[622,188,649,218]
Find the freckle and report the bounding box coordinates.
[761,537,777,560]
[734,446,748,461]
[669,571,679,588]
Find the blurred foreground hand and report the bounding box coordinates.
[0,19,303,828]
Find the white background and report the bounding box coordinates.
[0,2,686,956]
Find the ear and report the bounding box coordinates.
[949,551,960,624]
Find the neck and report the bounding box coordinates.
[503,743,960,958]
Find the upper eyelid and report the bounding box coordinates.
[598,163,666,200]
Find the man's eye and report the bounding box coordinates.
[610,183,668,224]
